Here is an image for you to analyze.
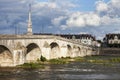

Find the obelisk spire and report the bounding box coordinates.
[27,4,32,35]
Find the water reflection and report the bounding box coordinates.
[59,74,120,80]
[0,62,120,80]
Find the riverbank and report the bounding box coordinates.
[17,56,120,69]
[75,56,120,64]
[1,56,120,69]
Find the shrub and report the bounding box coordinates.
[40,55,47,62]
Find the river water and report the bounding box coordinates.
[0,61,120,80]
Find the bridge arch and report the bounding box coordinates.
[25,43,41,62]
[82,47,87,56]
[72,45,81,57]
[50,42,60,59]
[0,45,13,66]
[77,47,81,56]
[67,44,72,57]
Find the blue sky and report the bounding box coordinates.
[0,0,120,39]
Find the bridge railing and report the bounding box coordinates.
[51,35,91,48]
[0,34,92,48]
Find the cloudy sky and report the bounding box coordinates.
[0,0,120,39]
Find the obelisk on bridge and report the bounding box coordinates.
[27,4,32,35]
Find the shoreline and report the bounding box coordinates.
[0,55,120,70]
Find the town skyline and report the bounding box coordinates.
[0,0,120,39]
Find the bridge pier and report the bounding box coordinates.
[72,46,81,57]
[59,46,68,58]
[42,47,51,60]
[87,48,94,56]
[13,49,26,66]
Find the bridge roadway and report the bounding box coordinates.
[0,34,98,66]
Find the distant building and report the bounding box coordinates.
[56,34,96,46]
[103,33,120,48]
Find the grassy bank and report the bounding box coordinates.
[48,57,71,64]
[18,63,44,69]
[18,57,71,69]
[75,56,120,64]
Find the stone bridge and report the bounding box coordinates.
[0,34,98,66]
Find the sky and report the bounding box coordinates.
[0,0,120,39]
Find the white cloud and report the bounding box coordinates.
[96,0,120,17]
[60,25,68,30]
[96,0,108,12]
[85,13,101,26]
[66,12,85,27]
[95,0,120,26]
[65,12,100,28]
[33,2,57,9]
[110,0,120,8]
[52,16,66,26]
[101,16,120,25]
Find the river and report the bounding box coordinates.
[0,59,120,80]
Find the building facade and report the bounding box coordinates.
[103,33,120,48]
